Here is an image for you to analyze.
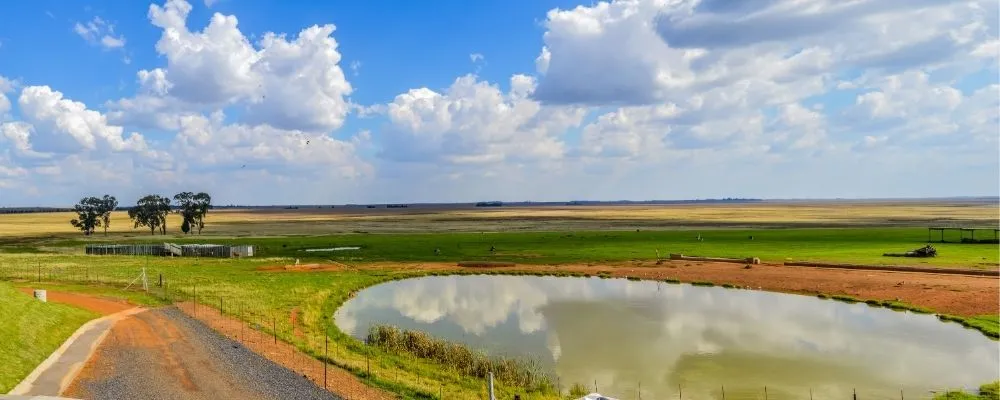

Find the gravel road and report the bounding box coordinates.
[64,307,342,400]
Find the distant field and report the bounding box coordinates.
[0,201,997,238]
[0,201,997,399]
[3,228,996,268]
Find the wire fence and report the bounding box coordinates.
[0,261,986,400]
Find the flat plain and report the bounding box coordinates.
[1,200,997,399]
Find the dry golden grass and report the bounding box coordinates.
[0,201,996,237]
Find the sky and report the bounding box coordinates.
[0,0,997,207]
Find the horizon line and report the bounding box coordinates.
[1,196,997,210]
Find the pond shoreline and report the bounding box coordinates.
[329,259,1000,318]
[335,273,999,399]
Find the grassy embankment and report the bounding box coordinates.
[0,227,997,398]
[0,282,97,393]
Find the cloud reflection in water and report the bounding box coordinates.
[334,275,998,399]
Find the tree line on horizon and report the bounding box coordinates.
[70,192,212,236]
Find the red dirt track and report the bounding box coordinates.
[17,287,133,315]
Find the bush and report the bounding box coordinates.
[980,381,1000,400]
[569,383,588,397]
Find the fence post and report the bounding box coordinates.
[679,384,682,400]
[721,385,725,400]
[273,316,277,345]
[853,388,857,400]
[765,386,768,400]
[324,326,329,390]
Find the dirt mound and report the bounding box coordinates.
[18,287,133,316]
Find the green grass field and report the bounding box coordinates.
[6,227,998,268]
[0,226,996,399]
[0,282,97,393]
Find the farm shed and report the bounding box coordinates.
[86,243,256,258]
[230,244,254,257]
[86,243,176,256]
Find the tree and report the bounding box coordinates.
[70,197,103,235]
[193,192,211,234]
[97,195,118,236]
[174,191,212,235]
[128,195,171,235]
[173,192,195,235]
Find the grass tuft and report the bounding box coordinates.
[366,324,552,391]
[830,294,859,303]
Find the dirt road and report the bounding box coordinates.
[64,308,341,400]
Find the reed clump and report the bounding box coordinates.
[367,324,553,390]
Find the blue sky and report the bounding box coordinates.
[0,0,997,206]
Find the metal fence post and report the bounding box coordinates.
[488,372,495,400]
[324,326,329,390]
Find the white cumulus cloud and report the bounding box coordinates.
[73,16,126,50]
[109,0,353,133]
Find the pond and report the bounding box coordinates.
[334,275,998,399]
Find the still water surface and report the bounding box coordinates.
[334,275,998,399]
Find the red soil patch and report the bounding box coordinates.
[361,260,1000,317]
[18,287,132,316]
[290,307,305,339]
[257,263,348,272]
[175,302,394,400]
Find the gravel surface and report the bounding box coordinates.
[65,307,342,400]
